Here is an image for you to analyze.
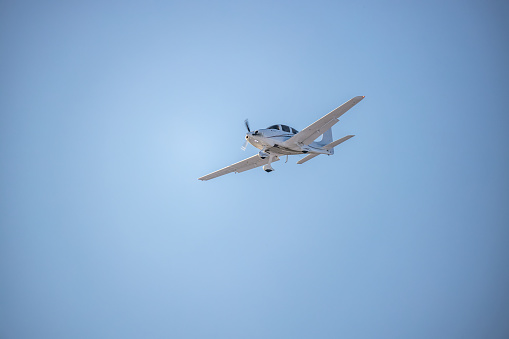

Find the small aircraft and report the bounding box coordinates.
[198,96,365,181]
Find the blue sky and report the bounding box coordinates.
[1,1,508,338]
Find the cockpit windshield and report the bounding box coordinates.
[266,125,299,134]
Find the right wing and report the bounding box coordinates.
[198,154,280,181]
[283,96,364,147]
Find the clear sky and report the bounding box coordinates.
[1,1,508,338]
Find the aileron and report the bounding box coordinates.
[198,155,280,180]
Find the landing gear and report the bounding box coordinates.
[258,150,269,159]
[263,154,275,173]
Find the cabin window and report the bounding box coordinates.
[281,125,290,132]
[267,125,279,130]
[291,128,299,134]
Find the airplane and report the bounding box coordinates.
[198,95,365,181]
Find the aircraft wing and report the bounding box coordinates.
[283,96,364,146]
[198,154,280,181]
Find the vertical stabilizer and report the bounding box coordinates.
[317,128,333,146]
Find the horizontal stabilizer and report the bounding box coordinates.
[323,135,355,150]
[296,154,319,164]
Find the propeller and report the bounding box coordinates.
[241,139,249,151]
[241,119,250,150]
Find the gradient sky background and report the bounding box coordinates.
[1,1,508,338]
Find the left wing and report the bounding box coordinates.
[283,96,364,147]
[198,155,280,181]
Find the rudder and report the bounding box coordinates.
[318,128,333,146]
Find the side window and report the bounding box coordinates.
[291,128,299,134]
[281,125,290,132]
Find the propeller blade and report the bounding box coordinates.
[244,119,251,133]
[241,139,249,151]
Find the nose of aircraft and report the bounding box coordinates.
[246,131,259,138]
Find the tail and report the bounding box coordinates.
[323,135,355,155]
[317,128,333,146]
[297,134,355,165]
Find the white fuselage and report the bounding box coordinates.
[246,129,331,156]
